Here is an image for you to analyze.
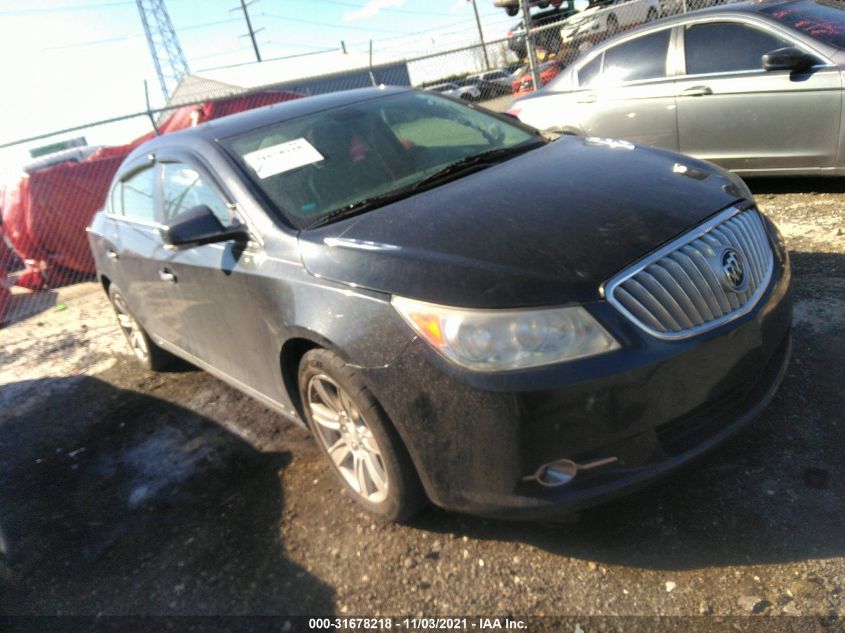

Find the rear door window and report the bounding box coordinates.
[118,167,157,223]
[602,29,671,83]
[578,54,602,87]
[684,22,791,75]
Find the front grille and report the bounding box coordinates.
[605,207,774,339]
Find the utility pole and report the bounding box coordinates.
[237,0,263,62]
[520,0,541,93]
[136,0,190,101]
[469,0,491,70]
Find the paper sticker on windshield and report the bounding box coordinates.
[243,138,324,179]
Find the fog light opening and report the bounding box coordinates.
[537,459,578,487]
[524,456,619,488]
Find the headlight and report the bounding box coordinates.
[391,296,620,372]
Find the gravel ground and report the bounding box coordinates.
[0,178,843,629]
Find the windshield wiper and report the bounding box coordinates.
[304,186,427,229]
[304,140,546,229]
[409,140,546,191]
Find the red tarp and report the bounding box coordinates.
[0,225,18,322]
[0,91,303,321]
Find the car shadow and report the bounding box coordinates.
[745,176,845,195]
[0,375,335,616]
[412,249,845,572]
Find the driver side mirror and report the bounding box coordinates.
[160,204,249,248]
[762,47,816,72]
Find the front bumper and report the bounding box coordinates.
[363,244,792,519]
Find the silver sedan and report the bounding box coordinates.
[511,0,845,176]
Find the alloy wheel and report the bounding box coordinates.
[306,373,389,504]
[111,292,149,363]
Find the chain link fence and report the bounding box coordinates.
[0,0,732,328]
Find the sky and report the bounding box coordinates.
[0,0,522,169]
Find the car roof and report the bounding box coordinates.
[128,86,413,159]
[580,0,842,54]
[646,0,819,25]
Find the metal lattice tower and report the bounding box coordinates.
[136,0,190,101]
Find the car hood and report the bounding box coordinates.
[298,137,747,309]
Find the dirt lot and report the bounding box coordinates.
[0,178,843,628]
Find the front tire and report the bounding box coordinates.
[108,285,173,371]
[298,348,426,521]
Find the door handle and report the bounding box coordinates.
[106,250,119,260]
[679,85,713,97]
[577,93,597,104]
[158,269,177,283]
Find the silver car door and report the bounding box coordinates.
[578,27,679,150]
[676,19,842,171]
[111,163,180,345]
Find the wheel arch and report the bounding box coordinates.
[279,330,429,504]
[279,330,355,422]
[99,273,111,295]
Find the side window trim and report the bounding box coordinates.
[667,24,685,77]
[677,16,833,79]
[108,178,121,216]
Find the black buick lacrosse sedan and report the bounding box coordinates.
[89,87,792,521]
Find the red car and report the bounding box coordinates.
[511,60,564,97]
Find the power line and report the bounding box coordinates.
[178,18,240,32]
[360,14,515,49]
[263,40,345,51]
[191,45,254,62]
[42,35,133,51]
[39,18,239,52]
[308,0,459,16]
[261,12,409,34]
[195,46,342,73]
[0,1,133,15]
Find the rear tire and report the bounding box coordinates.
[298,348,426,522]
[506,6,518,16]
[108,285,174,371]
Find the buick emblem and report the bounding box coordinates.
[720,248,747,292]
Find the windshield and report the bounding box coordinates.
[223,90,537,228]
[762,0,845,49]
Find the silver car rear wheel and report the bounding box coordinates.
[111,290,150,364]
[107,284,174,371]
